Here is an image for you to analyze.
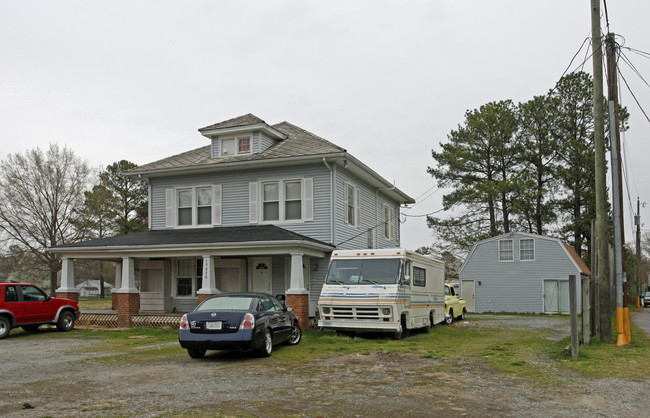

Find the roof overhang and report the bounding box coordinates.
[199,123,287,140]
[48,239,333,260]
[47,225,335,260]
[129,152,415,205]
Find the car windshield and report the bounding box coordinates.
[326,259,401,285]
[197,296,254,311]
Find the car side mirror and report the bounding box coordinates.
[402,276,411,285]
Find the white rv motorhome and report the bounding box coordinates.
[317,248,445,338]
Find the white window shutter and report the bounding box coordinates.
[165,189,174,228]
[212,185,222,226]
[355,187,361,228]
[344,181,349,224]
[303,178,313,221]
[249,182,258,223]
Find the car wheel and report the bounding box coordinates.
[258,329,273,357]
[430,312,435,328]
[56,311,75,332]
[445,309,454,325]
[0,316,10,339]
[22,325,40,332]
[461,308,466,320]
[286,323,302,345]
[187,348,206,359]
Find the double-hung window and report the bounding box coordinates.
[167,185,222,228]
[257,178,309,223]
[262,182,280,221]
[498,239,514,262]
[250,178,313,224]
[221,135,251,157]
[175,258,203,297]
[383,204,394,239]
[520,238,535,261]
[345,182,360,227]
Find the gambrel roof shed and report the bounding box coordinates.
[458,232,590,314]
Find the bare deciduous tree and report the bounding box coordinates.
[0,144,90,293]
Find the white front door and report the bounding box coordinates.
[250,258,272,294]
[461,279,475,312]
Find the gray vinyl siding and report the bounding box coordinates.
[266,255,328,317]
[149,163,332,243]
[258,132,277,153]
[309,256,330,316]
[209,131,278,158]
[459,234,582,313]
[333,169,401,250]
[210,136,219,159]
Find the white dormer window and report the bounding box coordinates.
[221,135,251,157]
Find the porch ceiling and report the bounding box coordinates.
[47,225,335,259]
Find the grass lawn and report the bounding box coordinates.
[78,297,113,310]
[48,310,650,385]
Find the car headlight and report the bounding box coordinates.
[322,307,331,314]
[382,308,391,316]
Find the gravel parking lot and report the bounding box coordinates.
[1,315,648,417]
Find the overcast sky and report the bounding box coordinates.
[1,0,649,251]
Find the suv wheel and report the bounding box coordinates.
[56,311,75,332]
[0,316,10,339]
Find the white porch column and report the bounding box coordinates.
[287,252,308,294]
[197,255,220,295]
[56,257,77,292]
[113,261,122,293]
[115,257,138,293]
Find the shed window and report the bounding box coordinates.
[499,239,514,262]
[520,238,535,261]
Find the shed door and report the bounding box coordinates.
[543,279,569,313]
[461,280,475,312]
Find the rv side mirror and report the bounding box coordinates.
[402,276,411,285]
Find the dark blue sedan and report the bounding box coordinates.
[178,292,302,358]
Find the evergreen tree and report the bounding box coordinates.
[427,100,520,250]
[100,160,148,235]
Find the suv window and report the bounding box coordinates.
[4,285,18,302]
[20,285,48,302]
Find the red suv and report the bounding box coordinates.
[0,282,80,339]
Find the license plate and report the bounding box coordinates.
[205,321,222,330]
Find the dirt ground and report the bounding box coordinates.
[1,316,648,417]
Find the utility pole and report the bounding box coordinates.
[605,32,631,345]
[591,0,611,343]
[636,198,642,304]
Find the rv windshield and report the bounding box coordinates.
[326,259,401,285]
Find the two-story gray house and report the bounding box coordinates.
[458,232,590,314]
[51,114,414,328]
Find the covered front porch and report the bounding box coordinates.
[49,226,334,329]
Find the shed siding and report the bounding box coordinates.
[459,234,582,313]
